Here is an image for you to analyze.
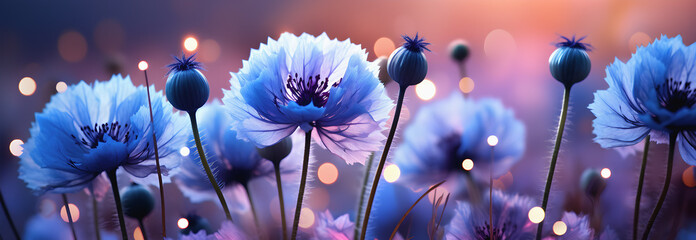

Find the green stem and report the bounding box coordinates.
[633,135,651,240]
[188,112,233,221]
[641,133,677,240]
[107,170,128,240]
[291,130,312,240]
[354,153,375,240]
[273,163,288,240]
[360,86,407,240]
[535,86,571,240]
[142,69,167,238]
[243,183,264,240]
[138,218,149,240]
[92,193,101,240]
[0,188,20,240]
[62,194,78,240]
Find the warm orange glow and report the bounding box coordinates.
[318,162,339,185]
[462,159,474,171]
[9,139,24,157]
[553,221,567,236]
[60,203,80,222]
[298,207,315,228]
[199,39,221,62]
[56,81,68,93]
[138,61,149,71]
[134,227,144,240]
[177,218,189,229]
[528,207,545,223]
[487,135,499,147]
[58,31,88,62]
[384,164,401,183]
[601,168,611,179]
[19,77,36,96]
[484,29,516,59]
[683,166,696,188]
[184,37,198,52]
[374,37,396,58]
[415,79,436,101]
[459,77,475,94]
[629,32,652,52]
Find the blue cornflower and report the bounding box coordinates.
[18,75,187,194]
[542,212,618,240]
[23,214,72,240]
[445,190,536,240]
[394,93,525,186]
[312,211,353,240]
[176,102,302,206]
[222,32,393,164]
[589,35,696,164]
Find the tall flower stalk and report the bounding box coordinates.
[0,189,20,240]
[138,61,167,237]
[257,136,294,240]
[291,130,312,239]
[633,136,650,240]
[354,153,374,240]
[360,34,430,240]
[536,35,591,239]
[643,134,677,240]
[166,54,233,221]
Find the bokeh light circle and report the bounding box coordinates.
[374,37,396,58]
[184,37,198,52]
[415,79,436,101]
[384,164,401,183]
[459,77,475,94]
[298,207,315,228]
[528,207,545,223]
[58,31,88,62]
[318,162,339,185]
[553,221,567,236]
[56,81,68,93]
[60,203,80,222]
[9,139,24,157]
[462,159,474,171]
[19,77,36,96]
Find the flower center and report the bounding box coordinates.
[285,73,340,108]
[474,221,517,240]
[657,78,696,112]
[71,122,136,149]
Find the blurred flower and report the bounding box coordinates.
[549,35,592,88]
[179,214,213,236]
[589,35,696,164]
[169,220,249,240]
[677,220,696,240]
[166,54,210,113]
[388,34,430,87]
[444,190,536,240]
[175,102,302,207]
[579,169,606,199]
[312,211,353,240]
[23,214,72,240]
[19,75,187,194]
[394,93,525,186]
[553,212,592,240]
[366,181,436,240]
[223,32,393,164]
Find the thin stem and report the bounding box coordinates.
[0,189,20,240]
[62,194,78,240]
[360,86,407,240]
[354,153,375,240]
[91,193,101,240]
[138,218,148,240]
[641,133,677,240]
[463,171,481,205]
[389,180,446,240]
[489,146,494,240]
[535,86,571,240]
[106,170,128,240]
[243,183,264,240]
[188,113,233,221]
[291,130,312,240]
[633,135,651,240]
[142,69,167,238]
[273,163,288,240]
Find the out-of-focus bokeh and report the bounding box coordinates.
[2,0,696,239]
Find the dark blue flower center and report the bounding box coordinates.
[474,221,517,240]
[439,133,478,171]
[285,73,340,108]
[656,78,696,112]
[71,122,137,149]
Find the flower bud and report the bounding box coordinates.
[166,54,209,113]
[449,40,470,63]
[120,183,155,220]
[580,169,606,199]
[387,34,430,88]
[374,56,392,85]
[256,136,293,165]
[549,35,591,88]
